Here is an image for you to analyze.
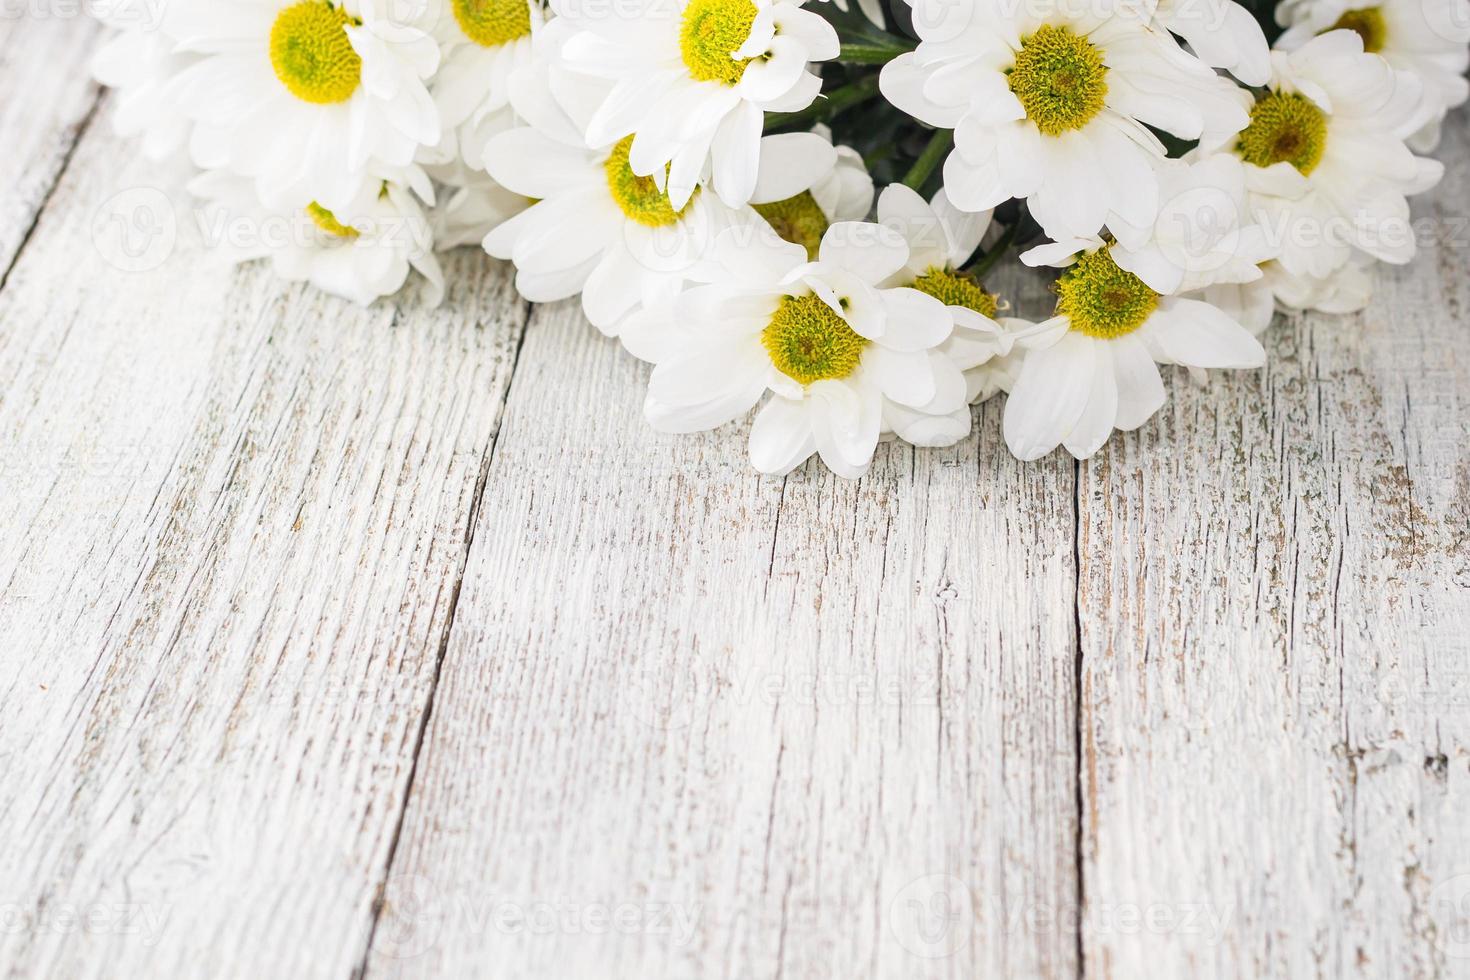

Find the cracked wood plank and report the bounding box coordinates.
[1075,120,1470,978]
[0,13,102,280]
[360,265,1081,980]
[0,116,531,975]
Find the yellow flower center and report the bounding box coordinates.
[1008,25,1108,137]
[603,136,692,226]
[911,267,998,319]
[753,192,829,260]
[762,293,868,384]
[680,0,758,86]
[1237,91,1329,175]
[270,1,362,105]
[452,0,532,47]
[1329,6,1387,52]
[306,202,359,238]
[1055,249,1157,339]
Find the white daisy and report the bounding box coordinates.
[1277,0,1470,150]
[171,0,442,211]
[1229,31,1443,286]
[423,0,542,168]
[1003,240,1266,460]
[881,0,1251,241]
[191,165,445,305]
[90,0,197,159]
[629,223,966,478]
[749,126,875,259]
[548,0,838,209]
[480,60,752,333]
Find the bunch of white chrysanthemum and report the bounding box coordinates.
[92,0,1466,473]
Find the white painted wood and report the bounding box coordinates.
[0,14,102,276]
[1075,121,1470,978]
[3,23,1468,980]
[0,115,530,978]
[361,266,1082,980]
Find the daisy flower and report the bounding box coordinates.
[1003,238,1266,461]
[629,223,966,478]
[171,0,442,211]
[548,0,839,209]
[1277,0,1470,150]
[1229,31,1443,286]
[480,60,751,334]
[749,127,875,260]
[881,0,1251,241]
[191,165,445,306]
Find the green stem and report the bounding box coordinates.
[837,40,914,64]
[969,216,1023,279]
[902,128,953,192]
[766,74,882,131]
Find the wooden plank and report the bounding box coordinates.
[1075,121,1470,977]
[362,267,1082,979]
[0,119,531,976]
[0,13,102,279]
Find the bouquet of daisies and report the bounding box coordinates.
[92,0,1467,474]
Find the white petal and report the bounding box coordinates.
[751,132,838,205]
[878,288,953,351]
[749,396,818,475]
[1143,299,1266,369]
[809,380,881,477]
[1109,335,1166,431]
[1002,330,1098,461]
[819,221,910,284]
[711,100,764,207]
[1061,348,1120,460]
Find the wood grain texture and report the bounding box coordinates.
[0,13,102,279]
[358,262,1081,980]
[4,23,1470,980]
[1075,123,1470,978]
[0,116,530,978]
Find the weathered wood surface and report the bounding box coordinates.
[1075,120,1470,980]
[1,21,1467,980]
[360,277,1080,980]
[0,85,532,980]
[0,14,101,278]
